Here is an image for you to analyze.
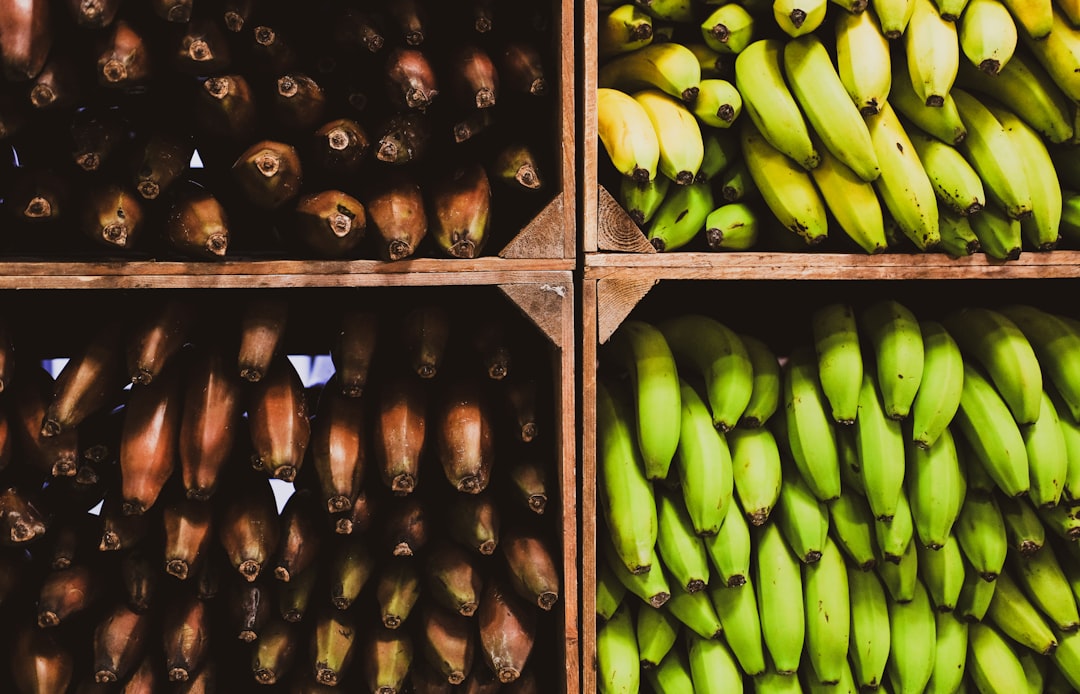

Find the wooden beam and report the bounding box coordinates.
[498,278,572,350]
[596,185,655,254]
[499,194,567,259]
[595,275,657,344]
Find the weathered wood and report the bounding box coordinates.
[499,194,567,259]
[580,278,599,694]
[498,278,572,350]
[558,0,578,263]
[596,185,655,254]
[596,276,658,344]
[582,1,599,256]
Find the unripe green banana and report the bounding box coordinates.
[959,0,1017,75]
[1052,626,1080,691]
[861,299,925,422]
[938,207,982,257]
[837,423,867,496]
[849,568,892,690]
[954,490,1008,581]
[803,538,851,685]
[739,334,781,428]
[716,160,754,203]
[812,303,864,425]
[597,602,640,694]
[673,379,733,536]
[596,380,657,574]
[998,304,1080,424]
[890,63,968,145]
[909,130,986,216]
[908,427,966,550]
[998,493,1045,556]
[598,42,702,104]
[830,491,879,570]
[599,5,655,62]
[704,202,758,250]
[645,648,695,694]
[597,560,627,622]
[659,314,753,432]
[968,622,1033,693]
[665,580,723,639]
[692,79,742,129]
[598,87,661,183]
[636,598,679,668]
[686,631,743,691]
[776,460,831,564]
[606,320,681,481]
[784,346,842,502]
[1010,542,1080,632]
[705,494,752,587]
[632,89,704,185]
[877,535,919,602]
[646,179,714,251]
[874,0,916,37]
[655,486,711,593]
[619,175,670,227]
[886,579,937,693]
[835,7,892,116]
[700,3,756,54]
[734,39,819,171]
[952,363,1031,497]
[877,489,916,563]
[970,203,1023,260]
[753,668,804,693]
[728,426,782,526]
[905,0,961,107]
[1020,390,1068,508]
[773,0,828,36]
[927,611,970,693]
[910,321,965,450]
[957,554,998,622]
[1038,500,1080,541]
[856,371,907,522]
[1018,648,1048,693]
[710,576,767,676]
[755,521,806,675]
[918,534,966,612]
[697,129,740,183]
[808,135,889,254]
[1055,386,1080,503]
[603,534,671,608]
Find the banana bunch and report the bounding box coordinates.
[596,0,1080,257]
[598,301,1080,691]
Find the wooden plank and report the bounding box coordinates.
[596,185,656,254]
[499,278,572,350]
[581,278,599,694]
[584,250,1080,280]
[582,0,599,254]
[596,276,658,344]
[559,0,578,261]
[499,194,567,260]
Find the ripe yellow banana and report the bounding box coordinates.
[692,78,741,128]
[783,346,842,502]
[808,135,888,254]
[908,130,985,216]
[835,8,892,117]
[598,4,655,61]
[905,0,961,107]
[910,321,965,450]
[700,3,756,54]
[674,379,734,537]
[773,0,828,36]
[889,61,968,145]
[1003,0,1055,38]
[597,87,660,183]
[958,0,1018,74]
[598,41,702,104]
[874,0,917,37]
[632,88,704,184]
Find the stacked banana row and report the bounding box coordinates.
[0,293,560,692]
[597,301,1080,692]
[596,0,1080,256]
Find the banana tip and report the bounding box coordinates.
[383,615,402,629]
[328,496,352,513]
[239,560,262,581]
[166,560,190,580]
[392,542,414,556]
[521,424,538,443]
[239,629,257,643]
[273,466,297,483]
[479,540,497,555]
[40,419,62,438]
[37,611,59,628]
[240,368,264,382]
[538,591,559,610]
[498,667,521,684]
[52,459,78,477]
[459,602,479,617]
[391,475,416,495]
[726,575,746,588]
[95,671,118,684]
[255,669,277,685]
[317,668,339,686]
[274,566,291,582]
[169,668,190,682]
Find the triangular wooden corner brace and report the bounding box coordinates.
[596,276,658,344]
[498,281,569,349]
[499,193,567,259]
[597,185,656,254]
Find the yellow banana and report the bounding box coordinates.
[632,88,704,185]
[908,129,985,216]
[692,78,742,128]
[835,8,892,118]
[1003,0,1055,38]
[958,0,1018,74]
[700,3,756,53]
[598,4,655,61]
[809,135,888,254]
[773,0,828,36]
[890,62,968,145]
[597,87,660,183]
[598,41,702,103]
[905,0,961,107]
[874,0,917,37]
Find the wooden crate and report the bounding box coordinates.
[0,275,578,693]
[579,263,1080,693]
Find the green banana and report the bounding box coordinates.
[728,426,782,526]
[755,521,805,675]
[637,601,679,668]
[715,160,754,202]
[1054,384,1080,503]
[604,534,672,608]
[890,59,968,146]
[998,493,1046,556]
[665,581,723,639]
[952,363,1031,497]
[598,4,655,61]
[693,78,742,129]
[812,303,864,425]
[641,0,695,22]
[704,202,759,251]
[646,179,714,251]
[1038,501,1080,542]
[597,380,657,574]
[753,669,804,693]
[910,321,965,450]
[908,427,966,550]
[927,611,970,693]
[775,460,831,563]
[999,304,1080,424]
[1002,0,1054,37]
[856,370,908,522]
[783,345,842,502]
[877,533,919,602]
[606,319,681,481]
[704,494,751,587]
[969,202,1023,260]
[874,0,916,36]
[860,299,925,422]
[829,491,879,570]
[1018,648,1048,693]
[886,579,937,693]
[645,648,695,694]
[696,128,740,183]
[835,7,892,116]
[954,490,1009,581]
[1053,627,1080,691]
[1010,542,1080,631]
[908,130,986,216]
[804,537,851,685]
[633,88,704,185]
[598,87,661,183]
[837,423,867,496]
[619,175,670,227]
[937,207,982,257]
[597,602,640,693]
[598,42,702,104]
[686,632,743,691]
[710,576,767,676]
[956,558,997,622]
[918,534,966,612]
[700,3,757,54]
[1020,390,1068,508]
[655,486,710,593]
[968,623,1031,693]
[739,334,781,428]
[673,379,733,537]
[849,567,892,690]
[876,488,915,563]
[597,560,627,622]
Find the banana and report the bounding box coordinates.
[754,668,804,693]
[700,3,756,54]
[937,0,974,19]
[620,175,670,226]
[656,486,711,592]
[637,601,679,669]
[646,648,695,693]
[599,4,655,61]
[1004,0,1055,37]
[875,0,916,37]
[886,579,937,693]
[1061,0,1080,24]
[774,0,828,36]
[955,50,1074,143]
[598,41,702,104]
[697,129,741,182]
[1011,542,1080,631]
[835,8,892,118]
[910,321,966,450]
[1058,388,1080,503]
[890,62,968,145]
[755,521,806,675]
[918,534,966,611]
[849,568,892,690]
[674,379,734,537]
[969,622,1031,692]
[596,380,657,575]
[999,494,1046,556]
[632,88,705,184]
[704,201,759,250]
[938,207,982,256]
[1020,390,1068,507]
[955,490,1009,581]
[1038,501,1080,541]
[785,34,881,182]
[646,179,714,251]
[856,370,908,522]
[711,576,767,675]
[809,137,889,254]
[598,87,661,183]
[604,534,672,607]
[659,313,754,432]
[999,305,1080,424]
[908,427,966,549]
[597,560,627,622]
[641,0,695,22]
[1018,648,1048,693]
[597,602,640,694]
[906,0,961,107]
[957,553,998,621]
[1052,627,1080,691]
[877,531,919,602]
[830,491,879,570]
[776,460,831,563]
[1065,190,1080,242]
[666,581,723,638]
[876,489,916,562]
[812,303,865,425]
[783,346,842,502]
[804,537,851,684]
[953,366,1030,496]
[970,203,1023,260]
[958,0,1017,74]
[705,494,752,586]
[741,119,828,245]
[606,319,681,480]
[693,78,742,128]
[927,611,969,693]
[908,130,985,216]
[740,334,781,428]
[729,426,782,525]
[687,632,744,691]
[734,39,819,171]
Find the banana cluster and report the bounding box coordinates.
[596,0,1080,257]
[597,301,1080,692]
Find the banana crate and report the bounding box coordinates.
[0,281,577,693]
[0,0,576,267]
[584,0,1080,266]
[582,274,1080,693]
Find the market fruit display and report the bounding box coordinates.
[596,0,1080,257]
[0,290,561,691]
[0,0,556,260]
[597,300,1080,691]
